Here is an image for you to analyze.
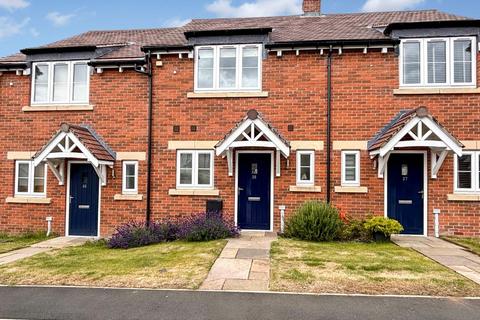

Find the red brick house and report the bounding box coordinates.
[1,0,479,237]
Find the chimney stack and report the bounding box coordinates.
[303,0,321,15]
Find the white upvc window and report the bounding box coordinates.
[176,150,214,188]
[14,160,47,197]
[296,150,315,186]
[399,37,476,88]
[194,44,262,92]
[341,151,360,187]
[31,61,89,105]
[122,161,138,194]
[454,151,480,193]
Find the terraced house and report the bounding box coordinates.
[1,0,479,237]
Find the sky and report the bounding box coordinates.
[0,0,479,57]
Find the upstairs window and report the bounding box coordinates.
[32,61,89,105]
[455,151,480,193]
[400,37,476,87]
[195,44,262,91]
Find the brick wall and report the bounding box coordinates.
[1,47,479,236]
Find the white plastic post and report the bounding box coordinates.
[279,205,286,233]
[433,209,441,238]
[46,216,53,237]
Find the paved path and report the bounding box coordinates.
[392,236,480,284]
[0,236,91,266]
[1,286,479,320]
[200,232,276,291]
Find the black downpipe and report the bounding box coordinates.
[145,52,153,225]
[326,47,333,203]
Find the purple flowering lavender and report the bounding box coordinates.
[177,212,239,242]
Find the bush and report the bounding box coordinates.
[284,201,343,241]
[108,221,179,249]
[364,217,403,238]
[340,218,371,241]
[178,212,239,242]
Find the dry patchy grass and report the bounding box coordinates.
[270,238,480,297]
[0,240,226,289]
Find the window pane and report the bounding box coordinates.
[345,154,356,168]
[198,153,210,169]
[197,49,214,89]
[34,164,44,179]
[126,176,135,190]
[34,65,49,102]
[300,167,310,181]
[53,63,69,101]
[180,169,192,184]
[34,178,44,193]
[242,47,259,88]
[73,63,88,101]
[427,41,447,84]
[219,48,236,88]
[454,40,473,83]
[198,169,210,185]
[457,155,472,189]
[18,163,29,178]
[300,154,311,167]
[180,153,193,169]
[345,168,356,181]
[126,164,135,176]
[18,178,29,193]
[403,42,421,84]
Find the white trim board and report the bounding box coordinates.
[384,151,428,236]
[235,150,274,232]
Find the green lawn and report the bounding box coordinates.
[0,232,52,254]
[270,238,480,297]
[443,237,480,256]
[0,240,226,289]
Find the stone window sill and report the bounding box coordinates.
[393,88,480,95]
[5,196,51,204]
[169,189,220,196]
[334,186,368,193]
[114,194,143,201]
[447,194,480,202]
[187,91,268,99]
[289,185,322,193]
[22,104,94,112]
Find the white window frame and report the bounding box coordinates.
[194,44,262,92]
[454,151,480,194]
[341,150,360,187]
[296,150,315,186]
[31,60,90,105]
[14,160,47,197]
[399,37,476,88]
[122,161,138,194]
[176,150,214,189]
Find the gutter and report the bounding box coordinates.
[265,39,399,49]
[134,51,153,226]
[20,45,97,54]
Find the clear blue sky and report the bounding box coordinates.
[0,0,479,57]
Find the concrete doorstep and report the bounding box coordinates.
[200,232,276,291]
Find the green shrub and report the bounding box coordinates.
[363,217,403,238]
[340,218,371,241]
[284,201,343,241]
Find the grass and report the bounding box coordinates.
[0,232,53,254]
[270,238,480,297]
[443,237,480,256]
[0,240,226,289]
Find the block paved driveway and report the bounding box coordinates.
[392,236,480,284]
[200,232,276,291]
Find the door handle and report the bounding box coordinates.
[69,196,74,204]
[418,190,424,199]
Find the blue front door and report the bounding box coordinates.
[69,163,99,236]
[387,154,424,235]
[237,153,271,230]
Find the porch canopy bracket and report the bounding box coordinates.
[32,123,115,185]
[368,107,463,179]
[216,110,290,177]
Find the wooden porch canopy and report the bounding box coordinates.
[215,109,290,177]
[368,107,463,179]
[32,123,116,185]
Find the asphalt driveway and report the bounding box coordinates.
[0,286,479,320]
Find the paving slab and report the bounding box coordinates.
[392,236,480,285]
[219,248,238,258]
[251,259,270,273]
[236,248,269,259]
[249,271,269,280]
[199,279,225,290]
[206,258,251,281]
[223,279,269,291]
